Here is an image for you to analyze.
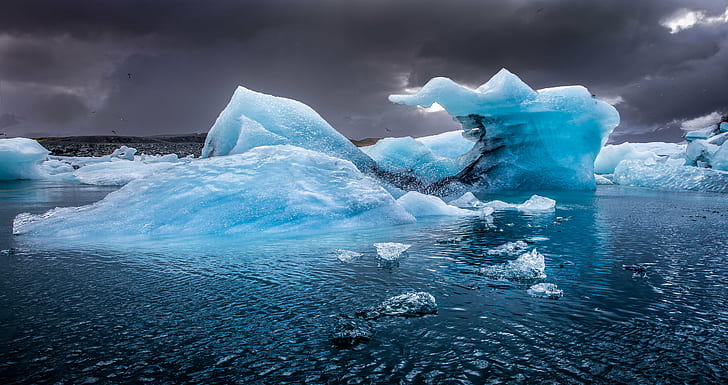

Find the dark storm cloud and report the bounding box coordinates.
[0,0,726,142]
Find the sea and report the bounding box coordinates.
[1,180,726,384]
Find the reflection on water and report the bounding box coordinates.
[1,182,727,384]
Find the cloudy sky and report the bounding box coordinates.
[1,0,727,143]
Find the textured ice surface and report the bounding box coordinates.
[335,249,363,263]
[414,130,474,159]
[201,86,374,171]
[594,142,685,174]
[361,136,463,183]
[486,240,529,256]
[449,192,486,208]
[13,145,415,239]
[0,138,49,180]
[482,195,556,212]
[528,283,563,299]
[108,146,137,161]
[479,249,547,280]
[374,242,411,261]
[396,191,477,217]
[390,68,619,191]
[614,159,728,193]
[595,174,614,185]
[72,160,180,186]
[373,292,437,317]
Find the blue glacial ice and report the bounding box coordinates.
[201,85,375,171]
[395,191,481,217]
[610,117,728,192]
[13,145,415,239]
[0,138,50,180]
[594,142,685,174]
[389,68,620,192]
[415,130,474,159]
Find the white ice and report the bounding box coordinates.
[479,195,556,212]
[479,248,547,280]
[594,142,685,174]
[335,249,364,263]
[396,191,481,217]
[374,242,411,261]
[0,138,50,180]
[486,240,529,256]
[528,283,563,299]
[613,158,728,193]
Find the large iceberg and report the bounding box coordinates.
[389,69,620,192]
[0,138,50,180]
[201,86,375,171]
[14,145,415,239]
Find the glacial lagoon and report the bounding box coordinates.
[1,180,726,384]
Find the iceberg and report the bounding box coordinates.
[359,292,438,320]
[360,136,464,183]
[613,159,728,193]
[13,145,415,239]
[395,191,479,217]
[415,130,474,159]
[72,160,180,186]
[486,240,529,256]
[0,138,50,180]
[201,85,375,171]
[594,142,685,174]
[389,69,619,192]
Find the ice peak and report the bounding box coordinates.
[475,68,536,101]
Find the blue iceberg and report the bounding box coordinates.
[389,69,620,192]
[0,138,50,180]
[14,145,415,239]
[201,85,375,171]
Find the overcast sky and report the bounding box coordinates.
[1,0,727,143]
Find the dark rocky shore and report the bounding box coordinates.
[36,134,209,157]
[35,134,382,157]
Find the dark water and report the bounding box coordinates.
[1,181,727,384]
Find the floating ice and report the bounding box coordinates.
[13,145,415,239]
[486,240,529,256]
[527,283,563,299]
[479,249,547,280]
[372,292,437,318]
[330,317,373,348]
[613,159,728,193]
[390,68,619,191]
[482,195,556,212]
[415,130,474,159]
[449,192,486,208]
[396,191,478,217]
[335,249,363,263]
[374,242,411,261]
[108,146,137,161]
[201,86,375,171]
[72,160,180,186]
[594,174,614,185]
[594,142,685,174]
[0,138,50,180]
[361,136,464,183]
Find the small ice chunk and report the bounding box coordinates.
[486,240,529,256]
[479,249,546,280]
[335,249,363,263]
[396,191,476,217]
[482,195,556,212]
[109,146,137,161]
[330,317,373,348]
[449,192,485,208]
[527,283,563,299]
[369,292,437,318]
[374,242,411,261]
[516,195,556,211]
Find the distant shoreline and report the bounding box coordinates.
[25,134,382,157]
